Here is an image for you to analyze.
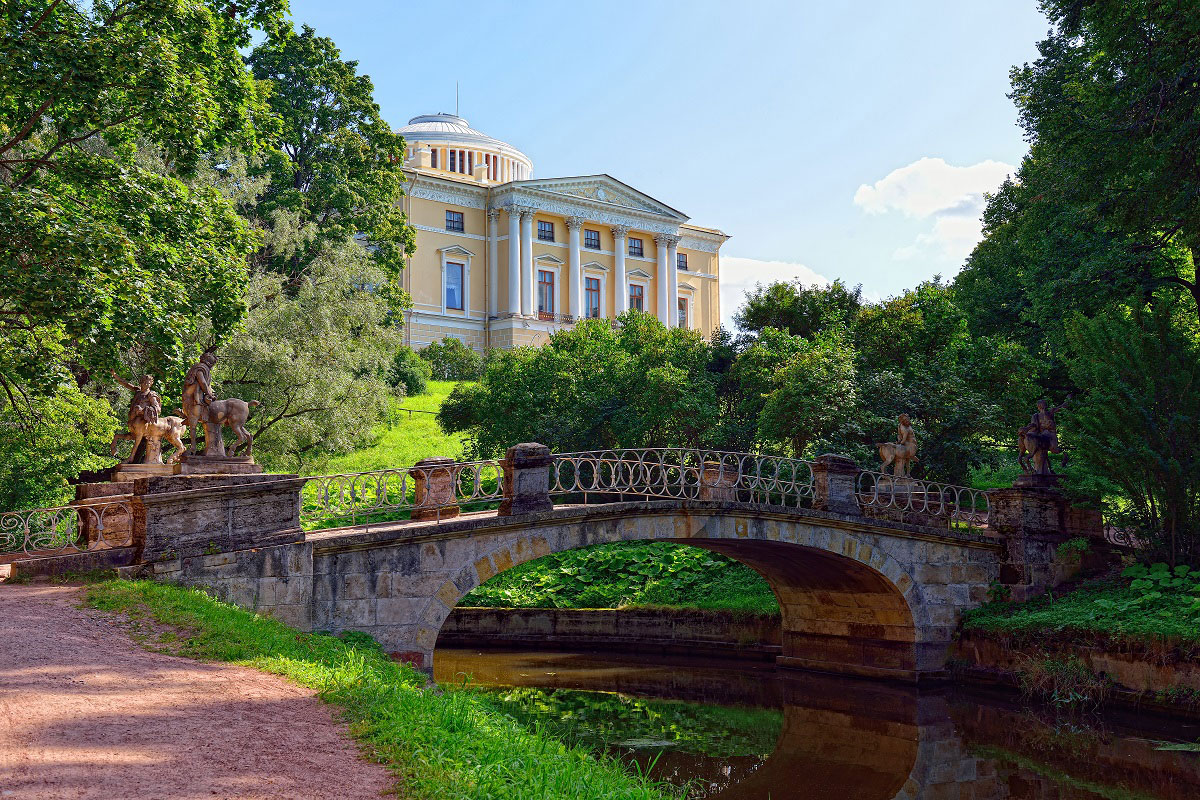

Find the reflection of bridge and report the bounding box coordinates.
[2,445,1101,681]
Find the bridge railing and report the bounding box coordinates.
[855,470,989,531]
[550,449,816,509]
[301,459,505,528]
[0,497,134,557]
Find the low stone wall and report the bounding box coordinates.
[954,630,1200,716]
[118,541,314,631]
[437,607,782,659]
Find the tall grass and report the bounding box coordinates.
[85,579,679,800]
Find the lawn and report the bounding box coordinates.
[317,381,469,475]
[85,579,678,800]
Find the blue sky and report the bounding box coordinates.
[285,0,1049,326]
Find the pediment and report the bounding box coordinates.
[679,282,697,291]
[581,261,608,272]
[439,244,475,257]
[519,174,688,221]
[627,268,652,279]
[534,253,565,265]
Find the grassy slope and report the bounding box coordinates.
[86,579,677,800]
[318,381,469,475]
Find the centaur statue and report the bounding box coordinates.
[182,348,259,458]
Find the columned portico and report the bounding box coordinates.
[566,217,583,320]
[612,225,629,315]
[664,234,681,329]
[654,234,671,326]
[506,206,521,315]
[519,208,534,317]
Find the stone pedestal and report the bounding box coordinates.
[74,481,135,549]
[498,442,554,517]
[811,454,861,515]
[111,462,181,481]
[698,461,739,501]
[411,457,461,521]
[179,453,262,475]
[133,474,304,562]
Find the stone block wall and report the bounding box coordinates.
[406,320,487,353]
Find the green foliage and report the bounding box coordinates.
[734,278,862,339]
[1055,537,1089,560]
[85,579,677,800]
[963,566,1200,648]
[439,315,719,457]
[0,385,116,509]
[420,337,484,382]
[1015,655,1112,708]
[461,541,779,617]
[1063,301,1200,563]
[481,686,782,760]
[388,346,432,396]
[246,24,414,297]
[756,329,857,458]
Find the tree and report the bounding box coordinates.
[734,278,862,338]
[439,314,719,457]
[420,337,483,381]
[1009,0,1200,317]
[247,25,414,298]
[1064,298,1200,565]
[757,330,858,457]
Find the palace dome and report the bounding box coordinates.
[397,113,533,180]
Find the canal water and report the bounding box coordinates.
[435,648,1200,799]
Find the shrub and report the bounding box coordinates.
[388,346,431,395]
[420,337,483,381]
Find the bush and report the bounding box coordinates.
[388,346,431,395]
[419,337,483,381]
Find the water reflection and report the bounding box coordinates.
[435,648,1200,799]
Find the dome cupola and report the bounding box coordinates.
[398,113,532,183]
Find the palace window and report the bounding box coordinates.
[445,210,464,232]
[676,253,688,270]
[678,297,689,328]
[445,262,464,310]
[430,148,438,168]
[537,270,555,317]
[449,149,457,173]
[584,229,600,249]
[585,277,601,318]
[468,151,474,173]
[628,237,643,257]
[538,220,555,242]
[629,284,644,312]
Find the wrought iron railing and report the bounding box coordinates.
[301,459,505,528]
[0,497,134,556]
[550,449,815,508]
[855,470,989,530]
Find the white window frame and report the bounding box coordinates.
[582,268,608,320]
[678,284,697,329]
[439,245,474,316]
[533,254,564,319]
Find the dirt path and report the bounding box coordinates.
[0,585,394,799]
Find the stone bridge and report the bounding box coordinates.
[6,445,1103,682]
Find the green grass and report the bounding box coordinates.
[318,381,469,475]
[462,541,780,617]
[85,578,679,800]
[963,564,1200,651]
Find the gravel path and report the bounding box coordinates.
[0,585,394,799]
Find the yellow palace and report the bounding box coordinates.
[397,113,729,352]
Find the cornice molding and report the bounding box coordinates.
[490,187,681,234]
[678,233,726,253]
[408,178,487,210]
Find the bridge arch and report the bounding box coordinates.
[393,503,945,682]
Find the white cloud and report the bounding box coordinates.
[854,157,1014,264]
[719,256,831,331]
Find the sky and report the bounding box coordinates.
[285,0,1050,328]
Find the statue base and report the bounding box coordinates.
[179,454,263,475]
[1013,473,1061,489]
[111,462,181,481]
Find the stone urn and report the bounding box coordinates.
[699,460,739,501]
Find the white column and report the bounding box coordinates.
[487,208,500,317]
[566,217,583,320]
[611,225,629,315]
[654,234,671,325]
[506,206,521,315]
[519,208,535,317]
[665,234,681,329]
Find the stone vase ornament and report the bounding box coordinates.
[411,457,462,521]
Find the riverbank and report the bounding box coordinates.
[80,578,677,800]
[955,565,1200,716]
[439,606,782,660]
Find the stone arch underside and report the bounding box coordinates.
[326,507,947,682]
